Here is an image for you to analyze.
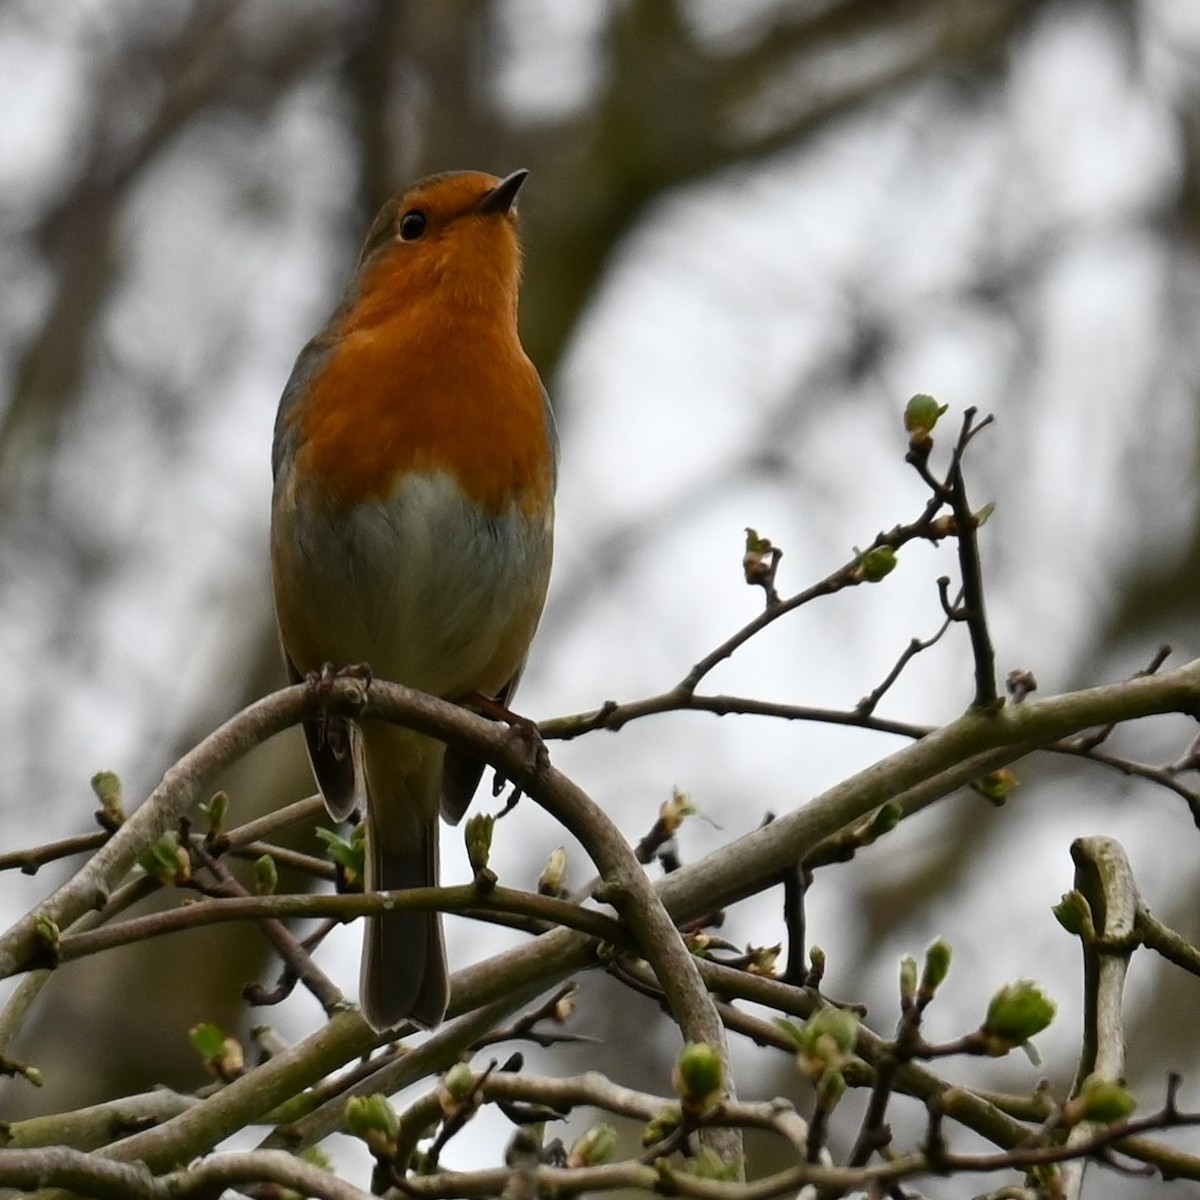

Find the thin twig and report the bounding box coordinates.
[1067,645,1172,753]
[58,886,628,964]
[0,832,109,875]
[187,841,345,1015]
[946,412,997,708]
[857,604,957,717]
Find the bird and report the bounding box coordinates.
[270,169,556,1031]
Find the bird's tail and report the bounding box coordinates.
[360,731,449,1030]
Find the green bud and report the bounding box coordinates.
[869,803,902,839]
[744,527,770,553]
[569,1123,618,1167]
[552,989,577,1024]
[816,1067,847,1109]
[672,1042,724,1114]
[794,1008,860,1081]
[90,770,121,806]
[138,832,189,885]
[660,787,696,834]
[201,791,228,835]
[90,771,125,829]
[681,1145,741,1181]
[315,826,365,887]
[442,1062,476,1104]
[774,1017,806,1048]
[919,939,953,1000]
[983,980,1056,1052]
[299,1147,332,1170]
[189,1023,243,1080]
[1052,890,1092,936]
[345,1094,400,1155]
[189,1023,226,1060]
[537,845,568,896]
[899,955,918,1009]
[807,1007,859,1055]
[642,1106,682,1146]
[971,768,1017,805]
[1069,1075,1137,1125]
[742,529,779,588]
[34,912,60,957]
[748,943,780,977]
[807,945,826,984]
[855,545,898,583]
[465,813,494,876]
[254,855,278,896]
[904,394,948,444]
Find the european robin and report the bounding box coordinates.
[270,170,556,1030]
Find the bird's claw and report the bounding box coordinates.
[305,663,371,755]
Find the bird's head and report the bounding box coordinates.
[344,170,529,330]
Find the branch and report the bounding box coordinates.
[0,832,108,875]
[0,685,329,980]
[57,887,626,964]
[0,1145,372,1200]
[13,660,1200,1176]
[264,978,579,1151]
[1060,836,1138,1199]
[0,1091,197,1152]
[653,660,1200,923]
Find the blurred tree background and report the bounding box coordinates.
[1,1,1199,1193]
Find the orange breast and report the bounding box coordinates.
[293,308,553,517]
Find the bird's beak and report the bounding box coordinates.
[474,169,528,216]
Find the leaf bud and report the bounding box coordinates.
[537,846,568,897]
[855,545,897,583]
[568,1123,618,1166]
[982,980,1056,1053]
[345,1093,399,1156]
[672,1041,725,1115]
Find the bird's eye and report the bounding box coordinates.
[399,210,427,241]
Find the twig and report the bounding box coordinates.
[229,841,337,880]
[223,794,328,847]
[477,1070,810,1146]
[945,413,997,709]
[596,416,994,712]
[265,978,578,1151]
[1135,908,1200,977]
[0,832,109,875]
[1067,645,1172,753]
[1048,740,1200,827]
[188,841,345,1015]
[57,886,627,964]
[781,851,807,987]
[474,984,593,1050]
[857,605,957,717]
[542,692,928,742]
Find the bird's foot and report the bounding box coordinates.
[305,662,371,756]
[462,692,549,815]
